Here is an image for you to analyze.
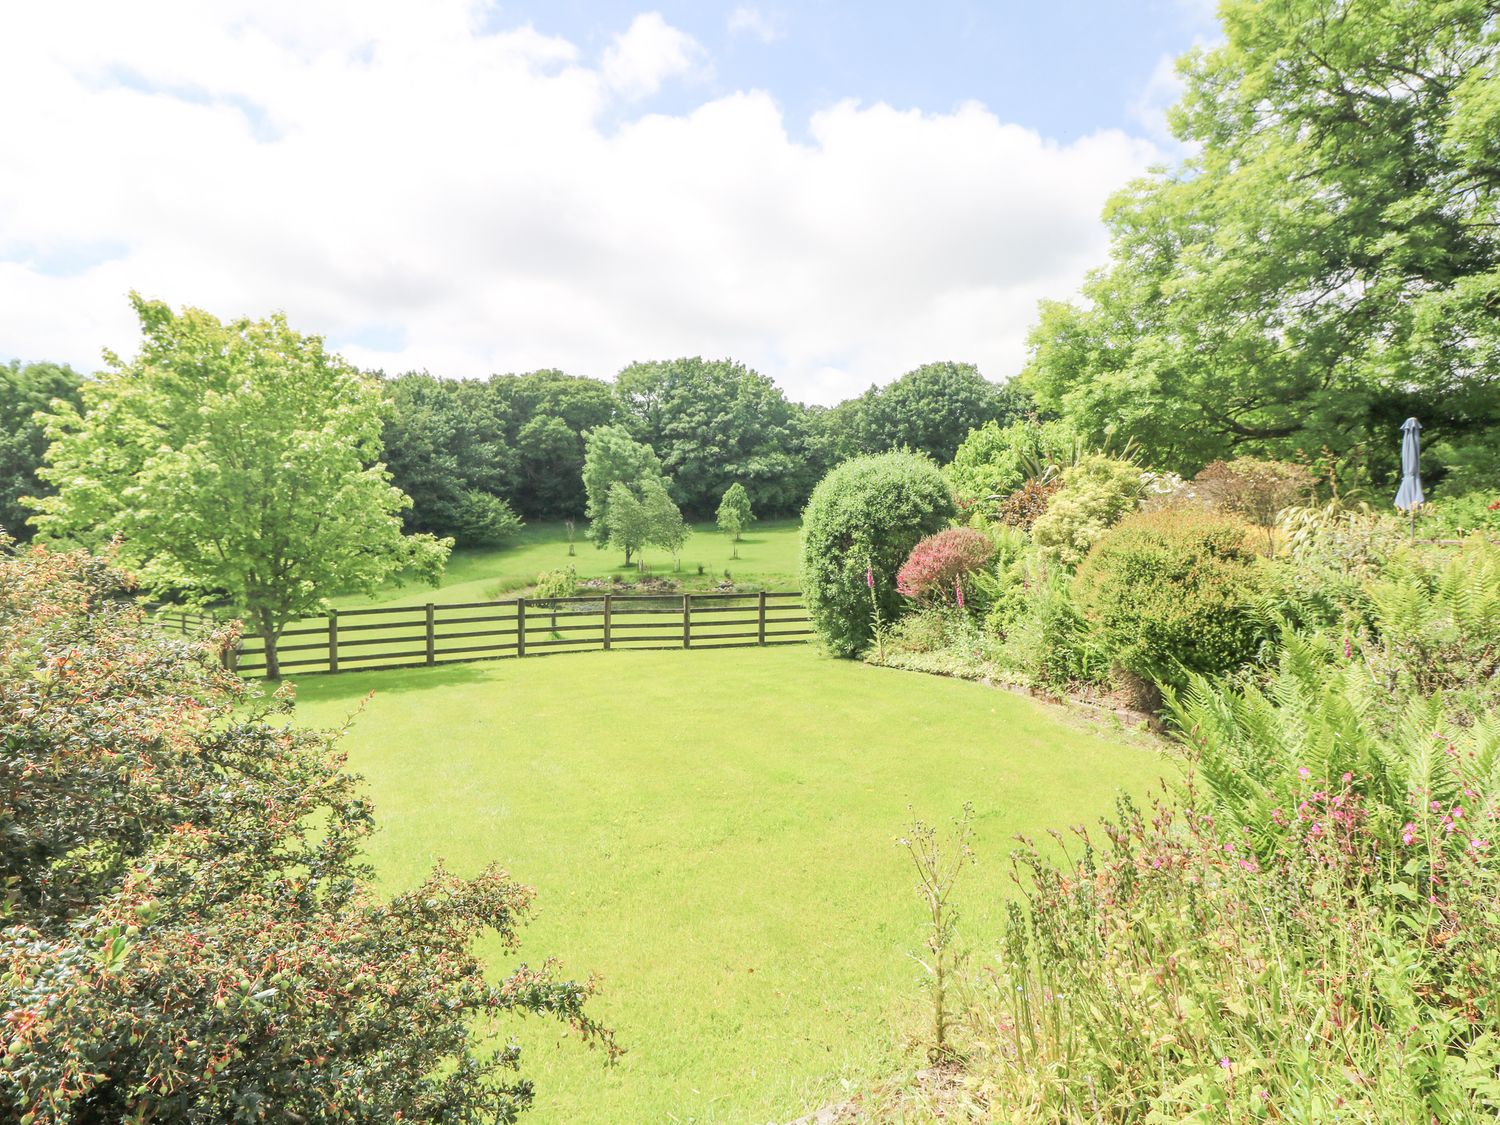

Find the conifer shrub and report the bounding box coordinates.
[800,452,955,657]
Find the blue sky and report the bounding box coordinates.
[488,1,1216,138]
[0,1,1218,403]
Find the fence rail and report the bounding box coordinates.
[228,591,812,677]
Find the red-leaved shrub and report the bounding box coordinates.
[896,528,994,603]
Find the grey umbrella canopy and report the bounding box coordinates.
[1394,417,1425,512]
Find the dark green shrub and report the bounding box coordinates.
[800,452,955,657]
[1074,508,1264,700]
[452,488,524,546]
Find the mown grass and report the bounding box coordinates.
[285,645,1170,1123]
[334,518,804,609]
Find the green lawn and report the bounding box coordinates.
[335,518,804,609]
[286,645,1169,1123]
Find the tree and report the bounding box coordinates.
[824,363,1031,464]
[600,480,651,566]
[0,360,83,541]
[614,357,817,516]
[30,295,450,678]
[1023,0,1500,478]
[642,477,690,570]
[800,452,956,657]
[380,372,520,546]
[582,424,667,549]
[716,482,754,558]
[489,371,618,519]
[944,418,1081,511]
[0,541,614,1121]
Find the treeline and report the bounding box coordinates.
[0,355,1029,547]
[379,357,1028,544]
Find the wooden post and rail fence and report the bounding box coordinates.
[199,591,812,678]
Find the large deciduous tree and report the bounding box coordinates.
[30,295,450,678]
[0,541,614,1121]
[0,359,83,541]
[613,357,817,517]
[1023,0,1500,480]
[824,362,1031,465]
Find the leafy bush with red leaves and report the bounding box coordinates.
[0,540,615,1123]
[995,478,1061,530]
[896,528,994,604]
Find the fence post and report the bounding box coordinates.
[328,610,339,674]
[425,603,436,665]
[683,593,691,649]
[516,597,527,658]
[758,591,767,645]
[603,594,612,651]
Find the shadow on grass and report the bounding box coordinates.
[265,660,500,705]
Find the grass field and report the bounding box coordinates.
[286,645,1170,1123]
[334,518,804,609]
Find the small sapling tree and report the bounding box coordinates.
[643,478,690,571]
[30,295,450,678]
[716,482,754,558]
[582,424,666,551]
[602,481,651,567]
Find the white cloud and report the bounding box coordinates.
[601,12,709,99]
[727,5,781,44]
[0,2,1160,405]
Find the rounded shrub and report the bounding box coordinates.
[1073,508,1265,702]
[800,451,955,657]
[896,528,994,604]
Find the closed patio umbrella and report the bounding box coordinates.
[1394,417,1424,538]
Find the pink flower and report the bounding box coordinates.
[1471,838,1489,852]
[1401,823,1417,846]
[865,566,874,590]
[1219,1057,1232,1071]
[955,578,964,608]
[1341,772,1353,784]
[1343,638,1352,659]
[1298,767,1310,780]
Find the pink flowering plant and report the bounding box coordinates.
[942,627,1500,1120]
[895,528,994,607]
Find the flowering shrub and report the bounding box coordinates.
[955,638,1500,1121]
[896,528,994,604]
[0,541,616,1122]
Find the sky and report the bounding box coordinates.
[0,1,1219,405]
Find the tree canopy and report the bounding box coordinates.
[823,362,1031,465]
[0,359,82,541]
[614,357,816,517]
[30,295,450,677]
[1023,0,1500,481]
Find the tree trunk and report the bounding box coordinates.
[259,613,282,680]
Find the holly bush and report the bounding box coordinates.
[0,540,615,1123]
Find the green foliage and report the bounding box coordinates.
[1074,508,1265,702]
[532,564,578,600]
[1425,490,1500,538]
[0,360,82,541]
[1029,454,1144,567]
[600,481,652,565]
[716,481,754,545]
[381,369,617,525]
[29,295,450,678]
[823,363,1031,465]
[451,489,524,547]
[582,424,666,552]
[800,451,955,657]
[0,543,614,1121]
[943,418,1078,510]
[614,357,815,516]
[1023,0,1500,476]
[641,477,690,567]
